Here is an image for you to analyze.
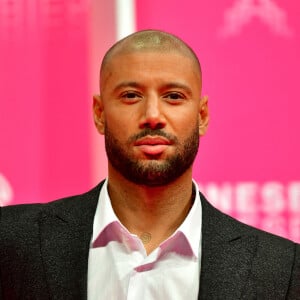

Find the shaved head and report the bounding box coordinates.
[94,29,209,187]
[100,30,202,91]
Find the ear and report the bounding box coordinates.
[198,95,209,136]
[93,94,105,135]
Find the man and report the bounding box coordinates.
[0,30,299,299]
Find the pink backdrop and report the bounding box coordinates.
[0,0,299,242]
[0,0,95,204]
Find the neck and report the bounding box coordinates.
[107,166,195,253]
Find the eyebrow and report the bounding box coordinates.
[162,82,193,97]
[113,81,193,96]
[113,81,142,93]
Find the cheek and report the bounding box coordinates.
[105,114,136,143]
[105,105,140,126]
[169,111,199,134]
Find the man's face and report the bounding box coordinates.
[95,50,208,186]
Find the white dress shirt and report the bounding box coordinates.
[87,179,202,300]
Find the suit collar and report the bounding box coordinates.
[39,182,103,299]
[46,181,104,225]
[199,192,258,299]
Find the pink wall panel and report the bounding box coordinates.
[136,0,300,242]
[0,0,111,204]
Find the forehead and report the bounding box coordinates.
[100,50,201,89]
[102,42,200,72]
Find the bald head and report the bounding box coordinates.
[100,30,202,89]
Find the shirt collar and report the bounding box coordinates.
[91,179,202,258]
[174,180,202,257]
[91,179,121,244]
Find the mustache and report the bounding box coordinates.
[129,128,177,143]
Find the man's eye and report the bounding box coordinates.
[122,92,139,98]
[164,93,184,100]
[120,92,142,103]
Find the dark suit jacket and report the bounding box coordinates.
[0,181,299,299]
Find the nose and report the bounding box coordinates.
[139,95,166,130]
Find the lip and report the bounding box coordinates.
[134,136,172,155]
[134,136,171,146]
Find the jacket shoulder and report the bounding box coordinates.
[0,182,103,232]
[200,192,300,298]
[200,191,298,246]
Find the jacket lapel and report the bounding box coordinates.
[199,193,258,299]
[39,183,102,300]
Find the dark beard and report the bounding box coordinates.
[104,125,199,187]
